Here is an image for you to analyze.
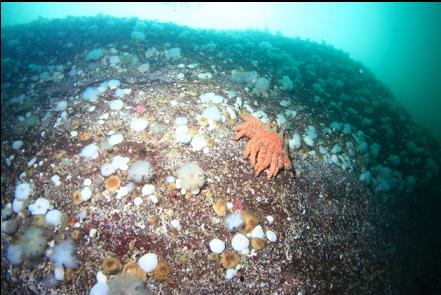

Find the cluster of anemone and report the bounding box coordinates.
[208,199,269,278]
[94,255,173,293]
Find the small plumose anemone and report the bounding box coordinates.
[127,160,154,184]
[175,162,206,195]
[108,273,148,295]
[20,226,47,258]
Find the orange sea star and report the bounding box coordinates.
[233,114,292,179]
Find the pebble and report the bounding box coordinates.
[12,140,23,150]
[231,233,249,252]
[250,225,265,239]
[54,265,64,281]
[133,197,143,206]
[51,175,61,186]
[116,187,129,199]
[45,209,62,226]
[265,215,274,224]
[266,230,277,242]
[225,268,237,280]
[28,157,37,167]
[96,271,107,283]
[28,197,50,215]
[148,194,158,204]
[80,187,92,201]
[108,133,124,145]
[90,283,108,295]
[138,253,158,272]
[165,176,176,183]
[142,184,155,196]
[209,238,225,254]
[171,219,182,231]
[89,228,97,238]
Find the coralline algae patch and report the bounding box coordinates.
[1,16,440,294]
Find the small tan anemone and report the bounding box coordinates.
[72,190,83,205]
[54,150,66,160]
[32,214,46,227]
[207,137,215,147]
[198,118,209,127]
[153,261,172,281]
[105,176,121,192]
[70,230,80,240]
[79,132,92,141]
[251,237,266,250]
[220,251,239,269]
[123,261,146,282]
[242,211,258,233]
[167,182,176,192]
[102,257,122,275]
[188,126,199,135]
[64,268,75,283]
[213,198,227,217]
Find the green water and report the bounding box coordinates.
[2,2,441,141]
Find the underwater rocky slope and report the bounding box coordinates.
[1,16,440,294]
